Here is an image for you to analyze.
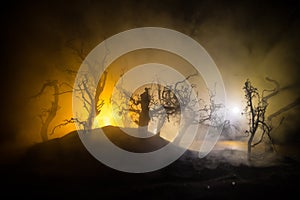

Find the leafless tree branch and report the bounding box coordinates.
[243,78,300,161]
[50,117,85,135]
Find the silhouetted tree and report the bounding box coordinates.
[33,40,108,141]
[52,40,109,133]
[32,80,73,142]
[49,70,107,136]
[243,78,300,160]
[114,73,224,137]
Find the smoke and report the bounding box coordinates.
[2,0,300,150]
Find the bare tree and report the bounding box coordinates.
[32,80,73,142]
[49,70,108,136]
[114,73,224,139]
[243,78,300,160]
[52,41,109,134]
[33,40,109,141]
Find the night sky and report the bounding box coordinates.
[1,0,300,154]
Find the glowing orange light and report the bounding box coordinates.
[94,103,117,128]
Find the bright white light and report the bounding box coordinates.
[231,106,240,115]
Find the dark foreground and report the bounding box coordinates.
[1,127,299,199]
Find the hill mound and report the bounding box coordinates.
[1,126,299,199]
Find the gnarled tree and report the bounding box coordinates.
[114,72,224,139]
[32,80,73,142]
[243,78,300,160]
[33,40,109,141]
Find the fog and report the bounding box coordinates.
[1,0,300,152]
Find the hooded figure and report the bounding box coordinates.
[139,88,151,127]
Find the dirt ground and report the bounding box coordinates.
[1,128,299,199]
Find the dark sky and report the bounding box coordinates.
[1,0,300,149]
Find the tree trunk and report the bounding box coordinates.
[86,107,95,131]
[39,83,59,142]
[40,124,48,142]
[248,133,254,161]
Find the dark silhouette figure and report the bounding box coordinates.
[139,88,151,127]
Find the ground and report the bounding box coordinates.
[1,126,299,199]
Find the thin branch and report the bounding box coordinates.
[31,80,58,98]
[50,118,83,135]
[268,97,300,121]
[65,69,77,75]
[59,81,74,89]
[174,73,198,90]
[54,90,73,95]
[262,77,280,102]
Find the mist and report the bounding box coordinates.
[1,0,300,153]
